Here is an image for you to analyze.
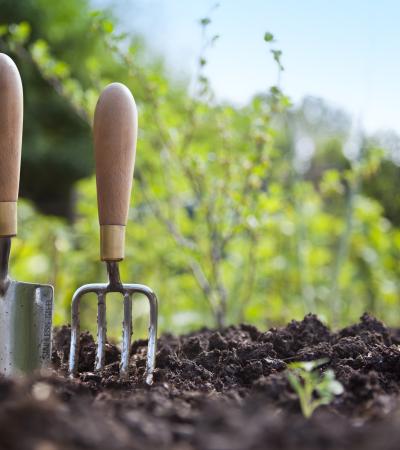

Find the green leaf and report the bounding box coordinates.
[30,39,50,63]
[287,371,302,393]
[200,17,211,26]
[264,32,274,42]
[89,10,102,18]
[53,61,70,78]
[9,21,31,44]
[0,25,8,37]
[101,19,114,34]
[326,378,344,395]
[288,358,329,372]
[271,49,284,70]
[270,86,281,96]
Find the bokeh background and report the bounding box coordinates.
[0,0,399,338]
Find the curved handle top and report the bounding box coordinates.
[93,82,138,261]
[0,53,23,238]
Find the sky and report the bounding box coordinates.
[95,0,400,134]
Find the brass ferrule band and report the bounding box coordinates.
[100,225,125,261]
[0,202,17,237]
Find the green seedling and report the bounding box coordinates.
[287,358,344,418]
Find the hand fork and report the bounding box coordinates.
[69,83,158,384]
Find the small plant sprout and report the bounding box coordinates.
[287,359,344,419]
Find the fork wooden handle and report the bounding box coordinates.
[0,54,23,238]
[93,83,138,261]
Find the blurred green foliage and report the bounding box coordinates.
[0,1,399,339]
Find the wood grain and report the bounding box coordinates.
[0,53,23,237]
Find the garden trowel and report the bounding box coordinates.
[0,53,53,376]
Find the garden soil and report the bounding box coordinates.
[2,314,400,449]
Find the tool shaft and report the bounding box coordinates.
[106,261,123,290]
[0,237,10,295]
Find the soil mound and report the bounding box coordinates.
[1,314,400,449]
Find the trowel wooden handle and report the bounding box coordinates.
[0,54,23,238]
[93,83,138,261]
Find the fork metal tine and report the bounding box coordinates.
[120,293,132,379]
[95,292,107,371]
[145,289,158,385]
[69,288,82,376]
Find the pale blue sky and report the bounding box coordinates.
[96,0,400,133]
